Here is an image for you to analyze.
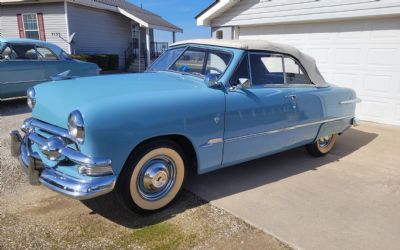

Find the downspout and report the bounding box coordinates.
[64,0,72,54]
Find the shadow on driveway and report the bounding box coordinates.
[0,98,30,116]
[186,128,377,201]
[83,128,377,228]
[82,189,207,228]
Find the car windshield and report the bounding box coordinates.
[0,42,5,55]
[147,46,232,79]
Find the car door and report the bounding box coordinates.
[222,52,320,166]
[281,55,325,128]
[0,43,45,99]
[36,45,74,79]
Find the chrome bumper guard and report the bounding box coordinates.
[10,118,116,200]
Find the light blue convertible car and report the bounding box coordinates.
[0,38,100,100]
[10,39,360,212]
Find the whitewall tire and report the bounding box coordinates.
[306,134,337,157]
[118,140,186,213]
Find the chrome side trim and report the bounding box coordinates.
[225,116,354,143]
[1,79,48,85]
[339,98,362,104]
[200,137,223,148]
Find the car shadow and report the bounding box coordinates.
[82,127,377,228]
[81,189,207,228]
[186,128,378,201]
[0,98,30,116]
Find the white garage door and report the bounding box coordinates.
[239,17,400,125]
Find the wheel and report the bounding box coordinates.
[306,134,337,157]
[118,140,186,213]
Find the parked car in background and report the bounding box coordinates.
[10,39,360,213]
[0,38,100,100]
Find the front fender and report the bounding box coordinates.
[79,88,226,175]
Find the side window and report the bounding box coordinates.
[148,47,185,71]
[284,57,311,84]
[0,44,17,60]
[170,49,207,75]
[36,46,58,60]
[230,54,249,86]
[205,50,231,78]
[250,53,284,85]
[10,44,38,60]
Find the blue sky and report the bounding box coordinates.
[129,0,214,43]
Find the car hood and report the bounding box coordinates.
[32,71,206,128]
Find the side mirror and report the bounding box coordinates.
[204,74,222,88]
[238,78,250,89]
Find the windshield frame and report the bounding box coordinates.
[147,45,235,80]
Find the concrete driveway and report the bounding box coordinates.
[187,123,400,250]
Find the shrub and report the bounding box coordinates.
[72,54,119,71]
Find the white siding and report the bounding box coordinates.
[0,3,69,52]
[211,26,233,40]
[239,17,400,125]
[211,0,400,27]
[67,2,131,69]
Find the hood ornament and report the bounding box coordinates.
[51,70,74,81]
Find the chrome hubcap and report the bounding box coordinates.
[137,155,176,201]
[318,135,333,148]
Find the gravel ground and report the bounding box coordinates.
[0,99,291,250]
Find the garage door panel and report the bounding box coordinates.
[335,48,362,65]
[307,48,331,64]
[332,73,361,90]
[363,74,396,96]
[367,48,396,66]
[239,16,400,125]
[358,99,393,123]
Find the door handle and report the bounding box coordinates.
[285,95,297,109]
[285,94,297,101]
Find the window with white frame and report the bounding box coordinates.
[22,14,39,40]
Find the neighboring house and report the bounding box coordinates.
[196,0,400,125]
[0,0,182,70]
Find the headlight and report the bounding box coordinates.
[68,110,85,144]
[27,87,36,109]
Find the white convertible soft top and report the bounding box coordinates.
[171,39,328,87]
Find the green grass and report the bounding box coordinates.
[119,222,197,250]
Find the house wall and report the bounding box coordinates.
[0,3,69,52]
[211,26,233,40]
[210,0,400,27]
[67,2,131,69]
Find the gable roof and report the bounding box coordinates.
[0,0,182,33]
[195,0,239,26]
[171,39,328,87]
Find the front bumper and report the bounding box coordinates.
[10,119,116,200]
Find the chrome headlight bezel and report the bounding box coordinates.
[68,110,85,144]
[27,87,36,109]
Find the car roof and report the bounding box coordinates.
[0,38,63,55]
[172,39,328,87]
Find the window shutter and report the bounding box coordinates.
[37,13,46,41]
[17,14,25,38]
